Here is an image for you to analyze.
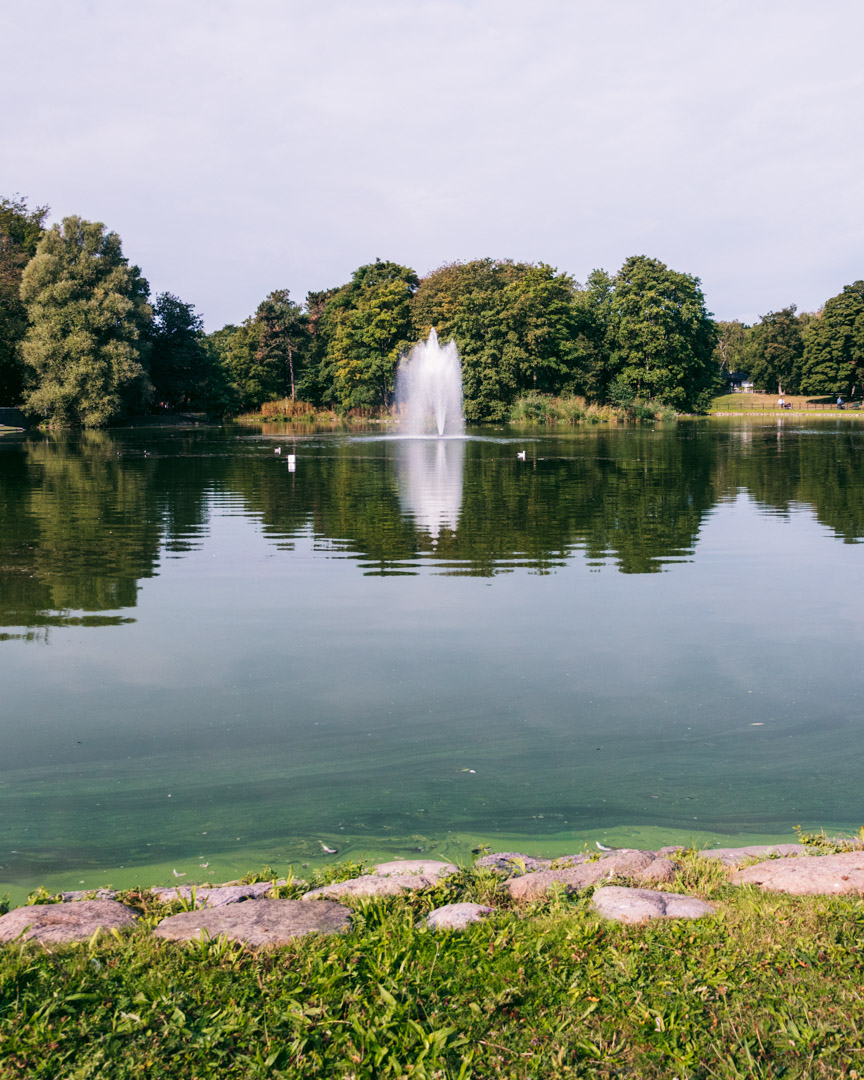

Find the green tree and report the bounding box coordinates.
[253,289,309,401]
[301,286,342,404]
[148,292,210,409]
[713,320,750,378]
[20,216,152,426]
[800,281,864,399]
[412,259,589,421]
[742,306,808,394]
[572,268,615,403]
[319,260,419,411]
[0,195,48,403]
[604,255,718,411]
[207,320,266,412]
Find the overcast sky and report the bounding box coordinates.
[4,0,863,330]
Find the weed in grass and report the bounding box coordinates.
[670,849,737,899]
[794,825,864,854]
[25,886,61,906]
[239,865,278,885]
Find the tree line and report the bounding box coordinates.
[715,290,864,398]
[1,194,862,426]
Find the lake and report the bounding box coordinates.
[2,418,864,901]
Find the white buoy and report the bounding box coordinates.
[274,446,281,454]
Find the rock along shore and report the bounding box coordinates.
[2,844,862,946]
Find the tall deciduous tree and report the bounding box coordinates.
[604,255,718,411]
[800,281,864,399]
[253,289,308,401]
[572,268,615,403]
[742,306,808,394]
[21,216,152,426]
[319,260,418,411]
[713,320,750,377]
[412,259,589,421]
[302,286,342,404]
[0,195,48,403]
[148,292,209,409]
[207,320,263,412]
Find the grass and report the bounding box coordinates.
[710,393,862,414]
[235,400,394,424]
[508,393,675,426]
[235,399,340,423]
[2,855,864,1077]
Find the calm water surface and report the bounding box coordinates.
[2,419,864,898]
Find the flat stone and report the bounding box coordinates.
[657,843,807,866]
[57,889,118,902]
[372,860,458,881]
[731,851,864,894]
[473,852,551,875]
[425,903,493,930]
[153,898,350,944]
[150,882,275,907]
[0,900,138,944]
[503,850,677,899]
[551,854,594,867]
[303,873,440,899]
[592,886,716,924]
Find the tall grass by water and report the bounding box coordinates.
[509,393,676,426]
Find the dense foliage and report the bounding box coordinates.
[2,191,862,424]
[602,256,718,412]
[0,196,48,404]
[742,306,811,395]
[412,260,589,421]
[147,292,217,411]
[318,260,419,411]
[800,281,864,398]
[20,217,153,426]
[712,320,749,378]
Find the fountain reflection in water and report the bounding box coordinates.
[397,438,464,542]
[395,328,464,436]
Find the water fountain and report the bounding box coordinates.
[395,329,464,436]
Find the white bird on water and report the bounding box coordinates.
[274,446,281,454]
[595,842,614,852]
[173,869,186,877]
[320,843,338,855]
[517,450,526,460]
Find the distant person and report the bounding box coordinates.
[837,396,844,409]
[777,396,785,409]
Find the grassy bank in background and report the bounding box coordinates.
[2,852,863,1078]
[710,393,863,415]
